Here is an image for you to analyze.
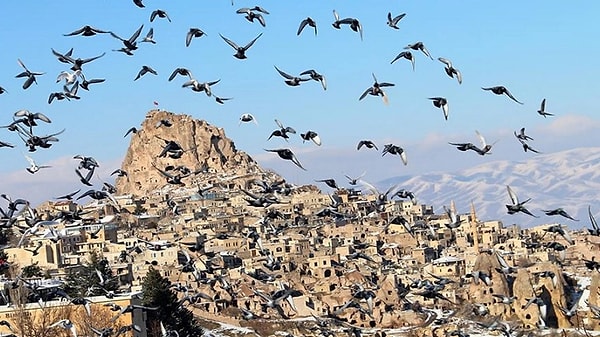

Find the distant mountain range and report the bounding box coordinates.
[377,147,600,229]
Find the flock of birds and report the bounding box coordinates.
[0,1,562,181]
[0,1,595,336]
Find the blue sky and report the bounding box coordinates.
[1,1,600,207]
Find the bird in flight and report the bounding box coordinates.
[438,57,462,84]
[429,97,449,120]
[264,149,306,170]
[298,17,317,36]
[448,130,496,156]
[537,98,553,117]
[505,185,538,217]
[359,73,394,105]
[387,12,406,29]
[219,33,263,59]
[482,86,523,104]
[332,10,363,41]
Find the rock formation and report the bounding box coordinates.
[116,110,274,196]
[466,252,512,319]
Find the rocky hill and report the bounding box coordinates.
[116,109,270,196]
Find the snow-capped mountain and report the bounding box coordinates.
[377,147,600,228]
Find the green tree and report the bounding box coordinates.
[142,267,205,337]
[0,250,9,276]
[64,250,119,297]
[0,228,11,246]
[21,262,43,278]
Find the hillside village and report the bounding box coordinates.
[1,111,600,337]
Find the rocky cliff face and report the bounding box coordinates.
[116,109,268,196]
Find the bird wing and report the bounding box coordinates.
[149,10,159,22]
[359,87,371,100]
[504,89,523,104]
[438,57,452,67]
[81,53,106,64]
[52,49,75,64]
[390,52,405,64]
[274,66,294,79]
[185,30,193,47]
[219,34,239,50]
[243,33,263,50]
[540,98,546,111]
[96,269,105,285]
[442,102,449,120]
[311,134,322,146]
[475,130,487,148]
[256,14,266,27]
[297,19,309,35]
[590,206,599,231]
[382,90,389,105]
[110,28,130,42]
[168,69,179,81]
[124,127,137,137]
[24,154,35,166]
[337,18,355,25]
[274,118,285,129]
[506,186,519,205]
[160,322,167,336]
[85,78,105,85]
[399,150,408,165]
[254,6,269,14]
[147,66,158,75]
[496,252,510,269]
[420,45,433,59]
[75,169,93,186]
[49,319,68,328]
[181,79,197,88]
[319,75,327,90]
[359,180,379,195]
[152,164,174,179]
[134,69,144,81]
[393,13,406,24]
[64,27,86,36]
[454,68,462,84]
[23,75,36,90]
[290,153,307,171]
[561,230,574,245]
[17,58,29,72]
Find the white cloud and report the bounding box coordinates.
[1,155,122,207]
[536,114,600,136]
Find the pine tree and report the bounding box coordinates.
[64,250,119,297]
[142,267,205,337]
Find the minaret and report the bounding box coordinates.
[470,201,480,254]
